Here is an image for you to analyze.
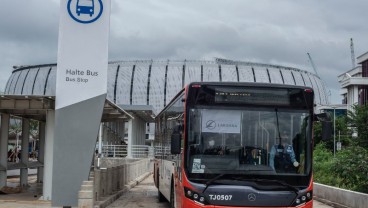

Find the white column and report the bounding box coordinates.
[119,121,125,143]
[20,118,30,187]
[37,122,46,183]
[106,122,110,144]
[0,114,10,188]
[43,110,55,200]
[127,119,133,158]
[353,86,359,105]
[140,119,145,145]
[103,124,108,144]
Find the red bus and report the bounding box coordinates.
[154,82,316,208]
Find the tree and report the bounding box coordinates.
[29,120,40,141]
[333,145,368,193]
[9,118,40,153]
[348,105,368,148]
[9,118,22,143]
[313,115,350,151]
[335,116,352,147]
[313,121,322,145]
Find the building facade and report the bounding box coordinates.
[338,52,368,108]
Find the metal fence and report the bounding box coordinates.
[102,145,128,157]
[131,145,149,158]
[153,146,171,157]
[100,144,170,158]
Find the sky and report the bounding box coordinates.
[1,0,367,104]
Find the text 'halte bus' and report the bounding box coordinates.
[65,69,98,76]
[65,69,99,83]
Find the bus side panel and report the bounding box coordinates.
[159,159,176,201]
[153,159,159,188]
[174,164,184,208]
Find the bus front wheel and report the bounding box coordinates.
[158,189,166,202]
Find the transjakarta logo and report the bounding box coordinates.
[205,120,216,130]
[67,0,103,24]
[205,120,238,130]
[202,110,241,134]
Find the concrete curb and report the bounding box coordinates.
[314,197,350,208]
[94,172,152,208]
[314,182,368,208]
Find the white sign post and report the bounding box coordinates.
[51,0,111,206]
[56,0,110,109]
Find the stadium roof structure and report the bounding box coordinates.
[4,59,328,115]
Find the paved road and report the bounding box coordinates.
[107,176,333,208]
[107,176,168,208]
[0,174,332,208]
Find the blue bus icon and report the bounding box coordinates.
[68,0,103,24]
[76,0,94,17]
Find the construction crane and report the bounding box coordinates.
[350,38,356,68]
[307,52,319,76]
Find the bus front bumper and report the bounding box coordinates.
[182,197,313,208]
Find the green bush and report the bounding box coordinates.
[313,143,368,193]
[313,143,341,185]
[333,145,368,193]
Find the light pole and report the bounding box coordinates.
[317,104,348,156]
[333,107,336,157]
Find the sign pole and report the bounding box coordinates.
[52,0,111,206]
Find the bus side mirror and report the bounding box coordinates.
[171,132,181,154]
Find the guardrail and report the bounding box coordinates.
[102,145,127,157]
[131,145,149,158]
[154,146,171,157]
[100,145,170,158]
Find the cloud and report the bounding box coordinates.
[1,0,367,104]
[0,0,59,93]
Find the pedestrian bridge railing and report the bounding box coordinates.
[101,145,127,157]
[100,145,170,158]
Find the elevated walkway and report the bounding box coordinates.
[0,158,153,207]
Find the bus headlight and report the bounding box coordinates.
[184,187,209,205]
[292,191,313,206]
[186,190,193,197]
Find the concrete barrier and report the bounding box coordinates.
[100,168,107,197]
[107,167,112,195]
[84,158,152,208]
[94,169,101,201]
[78,181,94,208]
[314,183,368,208]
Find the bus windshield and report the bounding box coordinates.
[78,0,93,7]
[186,107,311,178]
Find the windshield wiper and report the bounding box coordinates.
[202,174,227,193]
[202,175,299,194]
[239,178,299,194]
